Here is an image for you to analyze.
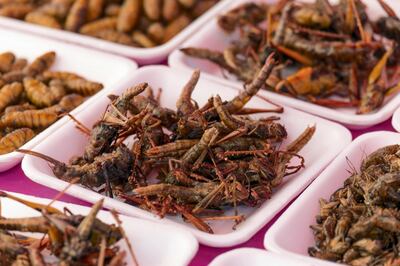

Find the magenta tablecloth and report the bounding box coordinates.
[0,119,394,265]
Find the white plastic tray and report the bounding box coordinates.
[0,191,198,266]
[264,131,400,266]
[392,107,400,132]
[210,248,312,266]
[169,0,400,129]
[0,28,138,172]
[0,1,232,64]
[22,65,351,247]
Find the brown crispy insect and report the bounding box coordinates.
[10,58,27,72]
[163,14,190,42]
[42,71,83,81]
[0,82,23,112]
[178,0,196,8]
[162,0,180,22]
[191,0,218,18]
[87,0,104,21]
[62,78,103,96]
[25,11,62,29]
[79,17,117,34]
[0,52,15,73]
[26,51,56,77]
[0,4,33,19]
[0,128,35,154]
[4,103,36,114]
[147,22,165,43]
[117,0,140,33]
[0,110,58,129]
[23,78,65,107]
[89,29,134,45]
[143,0,161,21]
[132,31,156,48]
[65,0,88,32]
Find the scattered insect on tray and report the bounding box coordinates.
[182,0,400,114]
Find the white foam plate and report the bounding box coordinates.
[0,191,198,266]
[0,1,232,64]
[392,107,400,132]
[169,0,400,129]
[0,28,138,172]
[264,131,400,266]
[210,248,313,266]
[22,65,351,247]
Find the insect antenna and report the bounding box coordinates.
[16,149,62,166]
[110,209,139,266]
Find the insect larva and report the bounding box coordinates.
[162,0,180,22]
[87,0,104,21]
[0,4,33,19]
[0,82,23,112]
[42,71,83,81]
[0,128,35,155]
[4,103,36,114]
[0,52,15,73]
[178,0,196,8]
[25,11,62,29]
[26,51,56,77]
[10,58,28,72]
[147,22,165,43]
[104,4,120,17]
[1,70,25,83]
[24,78,65,107]
[79,17,117,34]
[132,31,156,48]
[163,15,190,42]
[63,78,103,96]
[117,0,140,33]
[65,0,88,32]
[89,29,135,45]
[143,0,161,21]
[0,110,58,129]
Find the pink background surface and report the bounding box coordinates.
[0,119,393,265]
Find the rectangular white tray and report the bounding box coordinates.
[0,191,198,266]
[264,131,400,266]
[0,1,232,64]
[22,65,352,247]
[168,0,400,129]
[0,27,138,172]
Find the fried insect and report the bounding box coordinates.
[62,78,103,96]
[309,144,400,265]
[0,191,136,265]
[0,52,15,73]
[0,128,35,154]
[117,0,140,33]
[0,0,220,48]
[26,51,55,77]
[0,50,103,154]
[65,0,88,32]
[24,78,65,107]
[0,110,58,129]
[22,65,314,233]
[182,0,400,114]
[0,82,23,112]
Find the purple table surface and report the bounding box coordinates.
[0,119,394,265]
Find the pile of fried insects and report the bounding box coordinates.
[0,51,103,155]
[309,145,400,266]
[20,55,315,233]
[0,191,138,265]
[182,0,400,114]
[0,0,220,48]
